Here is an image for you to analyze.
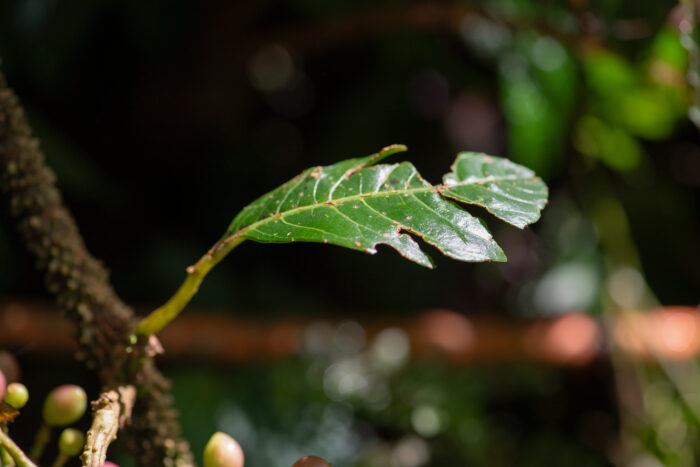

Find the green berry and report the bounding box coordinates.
[292,456,332,467]
[58,428,85,456]
[42,385,87,426]
[4,382,28,408]
[203,432,244,467]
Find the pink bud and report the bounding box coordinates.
[101,462,119,467]
[0,370,6,400]
[0,351,20,384]
[42,385,87,426]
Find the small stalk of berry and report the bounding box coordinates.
[0,428,36,467]
[1,445,16,466]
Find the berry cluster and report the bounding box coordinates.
[0,350,333,466]
[0,350,94,467]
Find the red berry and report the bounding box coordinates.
[292,456,332,467]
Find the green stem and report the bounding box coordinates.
[28,424,50,462]
[50,453,68,467]
[1,446,15,466]
[137,236,246,335]
[0,430,35,467]
[0,424,13,467]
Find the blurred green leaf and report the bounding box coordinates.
[650,26,687,70]
[499,34,577,179]
[574,115,643,172]
[607,87,676,140]
[583,50,638,97]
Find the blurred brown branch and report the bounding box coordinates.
[2,298,697,367]
[249,2,574,57]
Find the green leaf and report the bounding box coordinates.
[442,153,548,229]
[226,145,548,268]
[138,145,549,336]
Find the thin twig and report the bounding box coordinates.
[81,386,135,467]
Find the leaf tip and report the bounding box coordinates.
[381,143,407,153]
[370,144,407,165]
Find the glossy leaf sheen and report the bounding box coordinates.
[226,145,547,268]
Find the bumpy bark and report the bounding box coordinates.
[0,68,193,466]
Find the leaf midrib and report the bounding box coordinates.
[231,173,529,238]
[232,184,435,237]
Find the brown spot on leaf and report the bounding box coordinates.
[310,166,323,179]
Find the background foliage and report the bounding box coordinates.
[1,0,699,466]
